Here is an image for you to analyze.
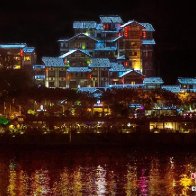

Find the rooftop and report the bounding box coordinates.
[143,77,164,84]
[73,21,97,29]
[140,23,155,31]
[59,49,91,58]
[109,63,126,72]
[89,58,111,68]
[119,69,143,78]
[33,65,45,69]
[108,84,144,89]
[178,77,196,84]
[58,33,98,42]
[0,43,27,49]
[142,39,156,45]
[121,20,155,32]
[67,67,92,72]
[42,57,65,67]
[99,15,123,23]
[162,85,181,93]
[23,47,35,53]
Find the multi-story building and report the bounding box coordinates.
[40,15,156,88]
[0,43,36,70]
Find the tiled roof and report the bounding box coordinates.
[73,21,97,29]
[121,20,155,32]
[78,87,101,93]
[120,20,136,28]
[99,15,123,23]
[89,58,111,68]
[142,39,156,45]
[61,33,98,42]
[140,23,155,31]
[109,36,123,42]
[143,77,164,84]
[119,69,143,78]
[34,75,45,80]
[178,77,196,84]
[42,57,65,67]
[23,47,35,53]
[33,65,45,69]
[94,47,117,51]
[0,43,27,49]
[117,55,126,60]
[96,24,104,30]
[162,85,181,93]
[108,84,144,88]
[109,63,126,72]
[59,49,91,58]
[67,67,92,72]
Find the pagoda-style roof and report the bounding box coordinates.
[121,20,155,32]
[119,69,143,78]
[89,58,111,68]
[0,43,27,49]
[117,55,126,60]
[23,47,35,53]
[94,47,117,51]
[67,67,92,72]
[140,23,155,31]
[59,49,91,58]
[142,39,156,45]
[162,85,181,93]
[108,84,144,89]
[109,63,126,72]
[178,77,196,84]
[143,77,164,84]
[42,57,65,67]
[99,15,123,23]
[73,21,97,29]
[34,75,45,80]
[121,20,143,28]
[109,36,123,42]
[59,33,98,42]
[33,65,45,69]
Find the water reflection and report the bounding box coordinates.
[0,149,196,195]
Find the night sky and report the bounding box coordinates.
[0,0,195,83]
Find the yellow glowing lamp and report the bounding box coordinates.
[14,65,21,69]
[180,175,193,188]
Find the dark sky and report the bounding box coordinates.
[0,0,195,83]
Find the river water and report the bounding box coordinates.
[0,147,196,195]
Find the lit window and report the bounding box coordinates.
[24,56,31,61]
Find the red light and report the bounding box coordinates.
[20,49,24,57]
[124,27,128,38]
[124,62,128,66]
[143,31,147,38]
[89,74,92,79]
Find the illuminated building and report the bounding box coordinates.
[33,65,46,86]
[143,77,164,89]
[0,43,36,70]
[178,77,196,92]
[42,57,66,88]
[59,49,92,88]
[45,15,156,88]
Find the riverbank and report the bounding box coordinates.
[1,132,196,149]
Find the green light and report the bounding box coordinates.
[82,43,86,50]
[0,116,9,125]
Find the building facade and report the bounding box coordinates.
[38,15,156,88]
[0,43,36,70]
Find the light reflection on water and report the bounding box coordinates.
[0,149,196,195]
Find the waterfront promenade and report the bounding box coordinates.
[0,116,196,147]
